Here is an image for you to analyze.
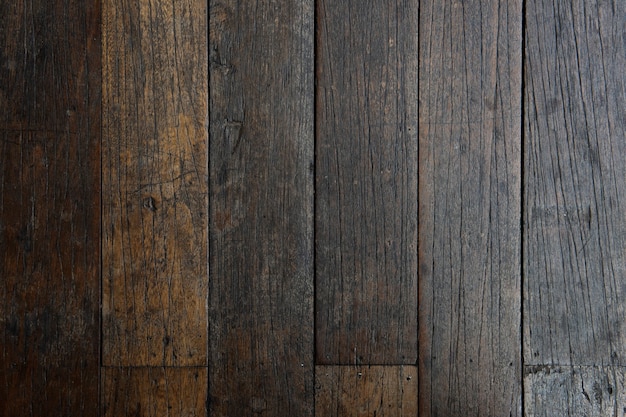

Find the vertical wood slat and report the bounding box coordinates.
[102,368,208,417]
[315,0,419,365]
[524,0,626,367]
[0,0,101,415]
[418,0,522,415]
[102,0,208,366]
[315,366,418,417]
[209,0,314,415]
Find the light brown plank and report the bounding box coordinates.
[315,0,419,365]
[102,0,208,366]
[209,0,314,415]
[315,366,417,417]
[524,0,626,366]
[418,0,522,415]
[0,0,101,414]
[102,367,207,417]
[524,366,626,417]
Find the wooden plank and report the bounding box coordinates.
[0,0,101,415]
[524,366,626,416]
[102,0,208,366]
[315,366,417,417]
[524,0,626,366]
[209,0,314,415]
[0,0,99,131]
[102,367,207,417]
[315,0,419,365]
[418,0,522,415]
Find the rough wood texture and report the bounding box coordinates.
[524,366,626,416]
[524,0,626,366]
[315,366,417,417]
[102,0,208,366]
[418,0,522,415]
[102,367,207,417]
[315,0,419,365]
[209,0,314,415]
[0,1,101,415]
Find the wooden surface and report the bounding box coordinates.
[524,0,626,367]
[418,0,522,415]
[315,366,417,416]
[315,0,419,366]
[102,0,208,366]
[102,368,207,417]
[3,0,626,415]
[209,0,314,415]
[524,366,626,417]
[0,0,101,415]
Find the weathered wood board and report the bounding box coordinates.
[316,0,419,365]
[209,0,314,415]
[524,0,626,366]
[0,0,101,414]
[315,366,417,417]
[102,0,208,366]
[419,0,523,415]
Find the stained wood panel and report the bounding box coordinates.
[0,0,101,415]
[524,0,626,366]
[102,0,208,366]
[315,366,417,417]
[209,0,314,415]
[524,366,626,417]
[315,0,419,365]
[418,0,522,415]
[102,368,207,417]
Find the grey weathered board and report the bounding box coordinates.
[0,0,101,415]
[102,0,208,366]
[524,0,626,367]
[418,0,522,415]
[525,366,626,417]
[209,0,314,415]
[315,0,419,365]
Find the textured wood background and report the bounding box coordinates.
[1,0,625,416]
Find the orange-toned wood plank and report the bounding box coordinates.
[102,367,207,416]
[102,0,208,366]
[315,366,417,417]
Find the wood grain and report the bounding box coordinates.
[102,0,208,366]
[315,366,417,417]
[315,0,419,365]
[418,0,522,415]
[209,0,314,415]
[524,366,626,417]
[0,0,101,415]
[524,0,626,366]
[102,367,207,417]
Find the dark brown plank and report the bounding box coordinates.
[524,366,626,416]
[315,366,417,417]
[418,0,522,415]
[315,0,419,365]
[102,0,208,366]
[209,1,314,415]
[0,1,101,415]
[524,0,626,366]
[102,368,207,417]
